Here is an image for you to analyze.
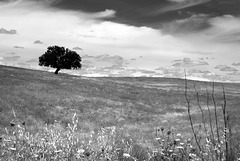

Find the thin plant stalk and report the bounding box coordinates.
[194,84,207,133]
[212,82,220,143]
[211,82,221,160]
[205,85,215,147]
[227,113,234,161]
[222,85,229,161]
[184,71,203,159]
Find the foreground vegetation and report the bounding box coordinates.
[1,106,239,160]
[0,65,240,160]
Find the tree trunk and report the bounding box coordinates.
[54,68,60,74]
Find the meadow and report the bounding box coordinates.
[0,65,240,160]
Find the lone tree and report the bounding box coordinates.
[39,46,82,74]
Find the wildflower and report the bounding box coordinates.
[176,133,181,137]
[55,150,62,153]
[123,153,131,157]
[180,142,184,146]
[176,146,184,149]
[189,153,197,159]
[77,149,85,154]
[9,147,16,151]
[168,149,173,153]
[155,137,161,141]
[175,138,180,142]
[206,137,210,143]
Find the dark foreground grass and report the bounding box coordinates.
[0,65,240,160]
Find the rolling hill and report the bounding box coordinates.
[0,65,240,145]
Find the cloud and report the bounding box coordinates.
[228,71,240,76]
[156,67,184,78]
[2,55,21,61]
[91,9,116,19]
[72,47,83,51]
[201,72,233,82]
[207,15,240,44]
[185,50,213,55]
[94,54,127,69]
[153,0,210,15]
[95,54,123,62]
[82,66,159,77]
[13,46,24,49]
[162,14,211,34]
[199,57,214,60]
[168,0,188,2]
[26,58,38,63]
[172,57,208,67]
[33,40,43,44]
[0,27,17,34]
[82,54,95,59]
[80,54,129,72]
[188,69,211,74]
[81,60,95,69]
[6,52,16,55]
[215,65,238,72]
[232,62,240,66]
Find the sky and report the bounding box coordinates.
[1,0,240,82]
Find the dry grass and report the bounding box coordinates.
[1,65,240,160]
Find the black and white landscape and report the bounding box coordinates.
[0,0,240,160]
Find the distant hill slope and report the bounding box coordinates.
[0,65,240,138]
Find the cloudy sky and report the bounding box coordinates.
[1,0,240,82]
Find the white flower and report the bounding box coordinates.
[77,149,85,153]
[176,146,184,149]
[189,153,197,157]
[180,142,184,146]
[9,147,16,151]
[175,138,180,142]
[123,153,131,157]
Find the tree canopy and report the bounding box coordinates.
[39,46,82,74]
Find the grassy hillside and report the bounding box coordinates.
[0,65,240,147]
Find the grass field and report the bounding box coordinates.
[0,65,240,160]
